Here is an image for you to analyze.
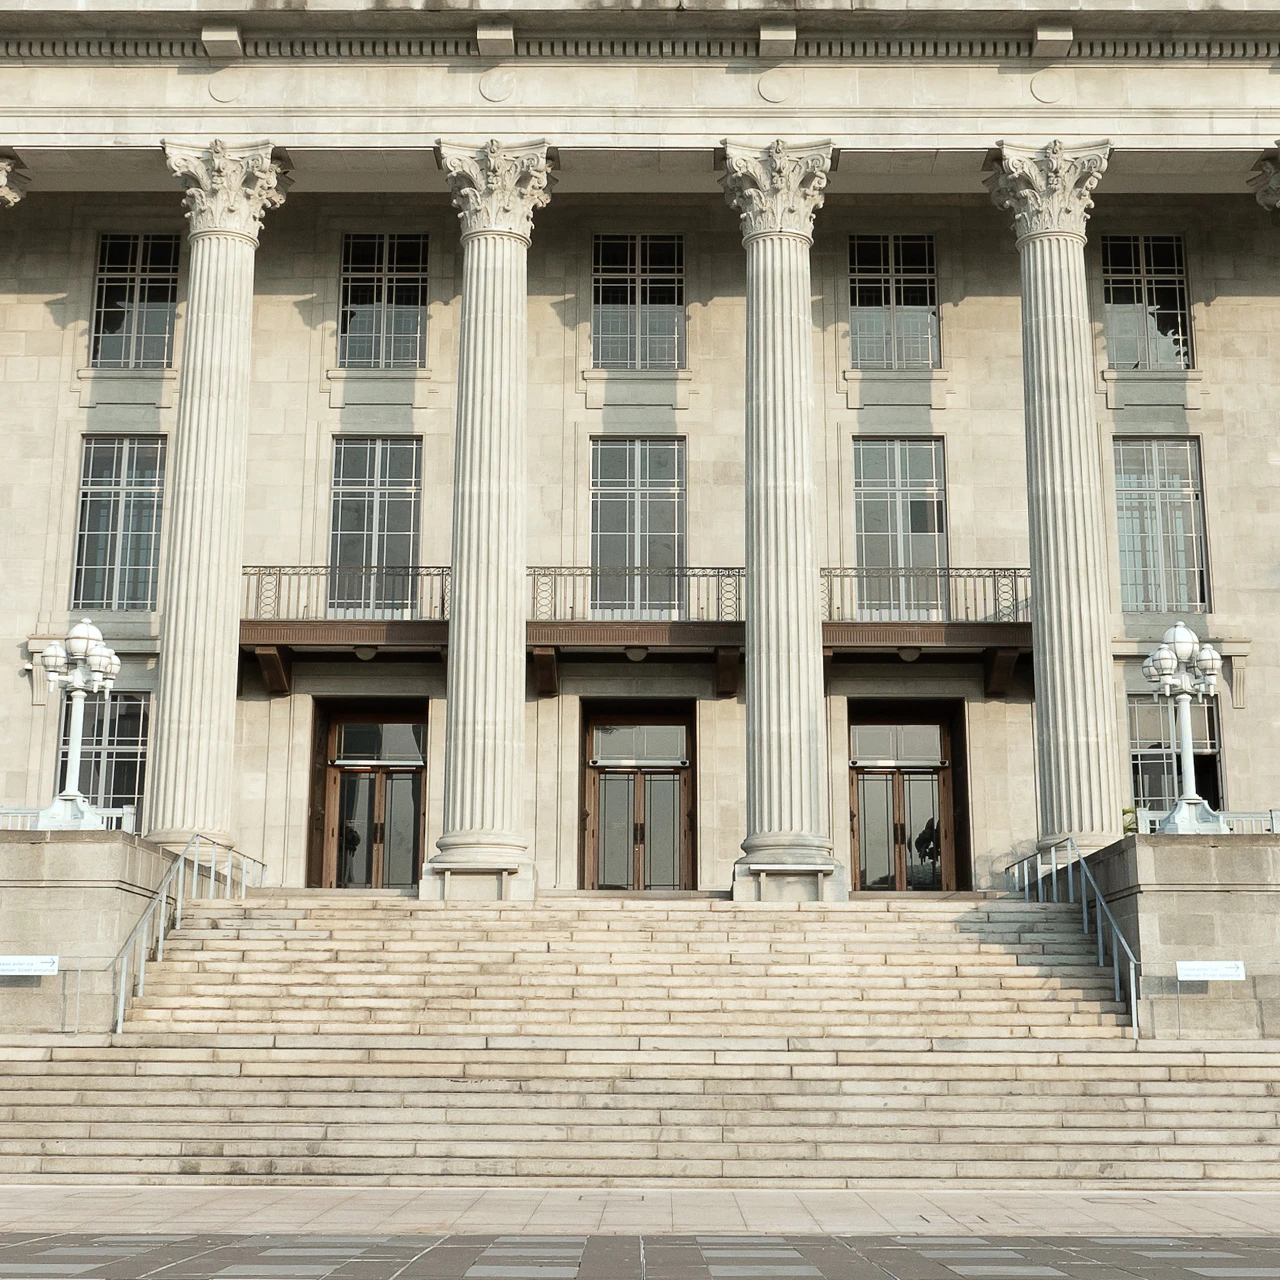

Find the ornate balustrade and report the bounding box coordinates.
[242,566,451,622]
[242,566,1031,625]
[527,566,744,622]
[821,567,1031,624]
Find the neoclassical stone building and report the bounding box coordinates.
[2,0,1279,900]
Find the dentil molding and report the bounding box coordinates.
[8,36,1280,61]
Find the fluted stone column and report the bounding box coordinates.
[721,140,847,901]
[0,159,29,210]
[425,140,553,901]
[986,140,1124,850]
[146,140,287,845]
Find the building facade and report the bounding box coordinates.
[1,0,1277,901]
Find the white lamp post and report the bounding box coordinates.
[1141,621,1227,835]
[37,618,121,830]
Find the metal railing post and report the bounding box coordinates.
[176,850,185,929]
[115,952,128,1034]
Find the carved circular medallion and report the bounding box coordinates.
[479,69,516,103]
[757,69,794,103]
[206,65,247,103]
[1029,69,1067,104]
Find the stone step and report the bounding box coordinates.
[13,895,1264,1187]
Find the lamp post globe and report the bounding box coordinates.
[34,618,120,831]
[1143,621,1227,835]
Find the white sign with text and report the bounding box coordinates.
[1176,960,1246,982]
[0,955,59,976]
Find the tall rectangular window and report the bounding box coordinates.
[329,438,422,615]
[590,438,686,617]
[338,233,429,369]
[1102,235,1193,371]
[852,438,947,620]
[849,235,940,370]
[73,436,166,612]
[1128,693,1222,812]
[592,235,685,371]
[59,692,150,822]
[91,233,181,369]
[1113,437,1209,613]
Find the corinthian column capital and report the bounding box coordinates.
[162,139,289,241]
[436,139,554,242]
[986,139,1111,242]
[0,158,30,210]
[720,139,833,242]
[1248,144,1280,210]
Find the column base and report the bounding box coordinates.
[1037,829,1124,855]
[422,833,535,901]
[732,834,849,902]
[144,826,235,851]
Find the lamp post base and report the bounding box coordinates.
[35,793,108,831]
[1157,797,1229,835]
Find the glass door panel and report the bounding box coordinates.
[382,771,421,888]
[338,772,376,888]
[598,772,636,890]
[644,773,681,891]
[903,772,942,890]
[857,773,896,890]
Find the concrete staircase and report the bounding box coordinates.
[2,894,1279,1186]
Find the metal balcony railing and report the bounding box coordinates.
[242,566,1032,625]
[528,566,744,622]
[243,566,451,622]
[821,567,1031,624]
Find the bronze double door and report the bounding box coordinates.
[320,714,426,890]
[582,706,694,891]
[850,717,956,892]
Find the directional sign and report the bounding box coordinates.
[0,955,59,976]
[1176,960,1246,982]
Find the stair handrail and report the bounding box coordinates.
[1005,838,1141,1040]
[109,833,266,1034]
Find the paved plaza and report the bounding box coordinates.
[2,1191,1280,1279]
[3,1229,1280,1280]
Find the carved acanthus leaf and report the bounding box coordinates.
[437,139,553,240]
[162,139,289,239]
[0,159,30,210]
[985,139,1111,241]
[720,139,832,241]
[1249,148,1280,211]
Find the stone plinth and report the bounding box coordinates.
[1088,833,1280,1039]
[0,830,174,1032]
